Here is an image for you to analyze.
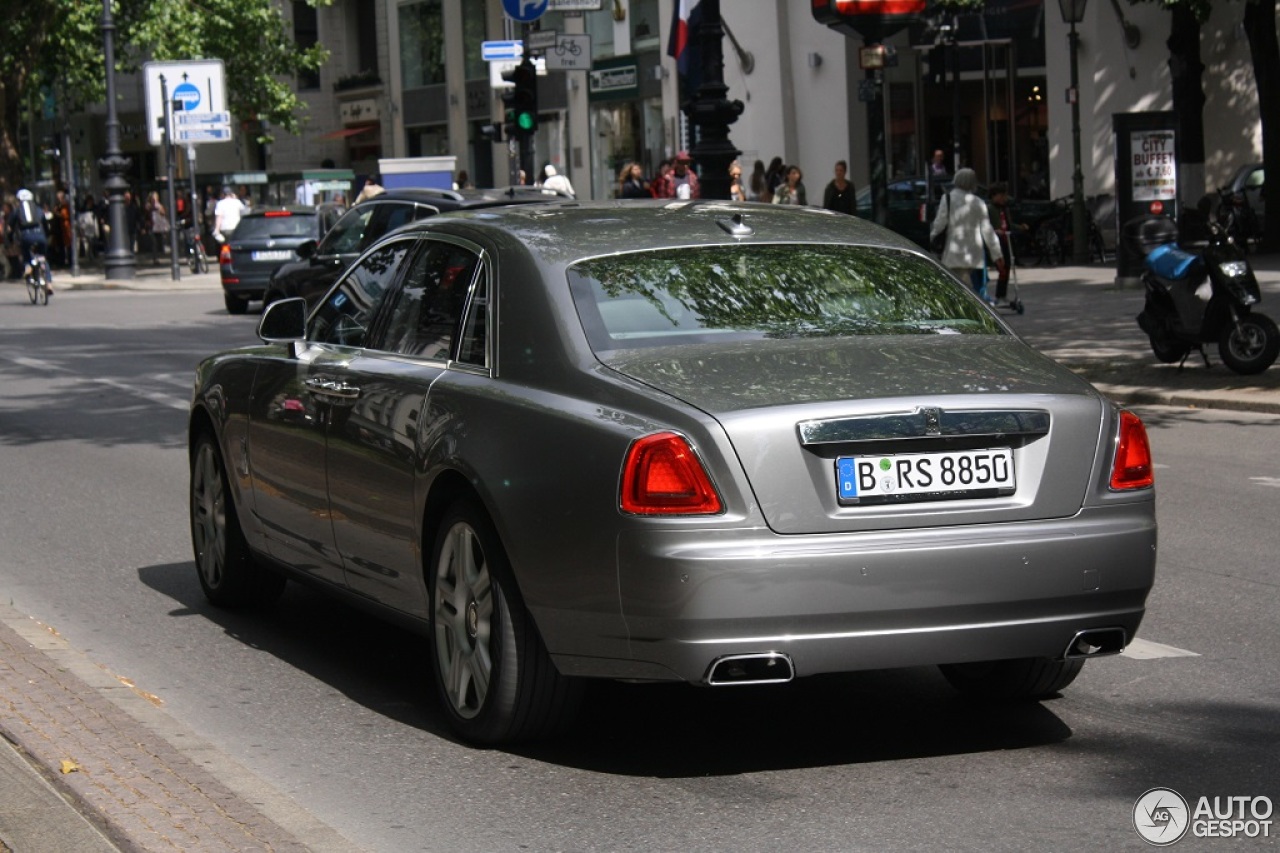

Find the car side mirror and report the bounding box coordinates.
[258,297,307,343]
[296,239,318,260]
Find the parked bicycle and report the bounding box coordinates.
[186,225,209,274]
[1016,195,1108,266]
[24,251,52,306]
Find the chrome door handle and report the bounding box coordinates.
[303,377,361,400]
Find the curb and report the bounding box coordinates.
[0,600,363,853]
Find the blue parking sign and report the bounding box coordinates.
[503,0,548,23]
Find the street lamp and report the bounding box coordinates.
[1059,0,1089,264]
[99,0,135,280]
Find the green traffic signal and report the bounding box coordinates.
[516,112,535,132]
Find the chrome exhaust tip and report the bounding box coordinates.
[1064,627,1127,659]
[705,653,795,686]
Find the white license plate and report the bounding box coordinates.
[251,250,292,261]
[837,447,1015,504]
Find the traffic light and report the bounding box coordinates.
[501,59,538,140]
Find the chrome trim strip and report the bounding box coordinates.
[797,408,1050,446]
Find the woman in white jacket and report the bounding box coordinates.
[930,167,1004,299]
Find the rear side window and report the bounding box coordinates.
[568,244,1004,352]
[309,238,416,348]
[373,240,481,361]
[232,214,316,240]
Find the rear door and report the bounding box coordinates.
[325,236,487,613]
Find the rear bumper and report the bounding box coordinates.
[548,503,1155,684]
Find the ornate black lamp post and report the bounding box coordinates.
[1059,0,1089,265]
[99,0,135,280]
[684,0,743,201]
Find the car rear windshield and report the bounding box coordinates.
[568,244,1004,352]
[233,214,316,240]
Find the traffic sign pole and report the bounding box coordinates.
[160,77,181,281]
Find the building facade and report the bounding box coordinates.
[56,0,1268,211]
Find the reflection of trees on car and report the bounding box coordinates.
[578,245,1002,339]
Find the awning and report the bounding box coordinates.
[317,124,376,141]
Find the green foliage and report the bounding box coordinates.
[14,0,330,139]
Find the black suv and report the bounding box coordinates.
[264,187,567,308]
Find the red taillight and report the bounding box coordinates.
[1110,410,1154,490]
[620,432,723,515]
[219,243,232,265]
[264,210,293,217]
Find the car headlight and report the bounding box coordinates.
[1219,260,1249,278]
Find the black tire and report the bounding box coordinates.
[1218,312,1280,375]
[26,277,38,304]
[939,657,1084,701]
[429,500,582,744]
[190,432,286,608]
[224,293,249,315]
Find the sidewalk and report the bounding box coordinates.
[1001,251,1280,414]
[57,257,223,292]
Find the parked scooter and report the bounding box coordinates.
[1214,184,1261,254]
[1133,210,1279,375]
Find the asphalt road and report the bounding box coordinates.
[1,288,1278,851]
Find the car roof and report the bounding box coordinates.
[405,199,921,268]
[361,186,570,212]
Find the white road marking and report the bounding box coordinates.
[1249,476,1280,488]
[1121,638,1200,660]
[0,352,189,411]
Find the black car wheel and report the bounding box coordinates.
[1218,312,1280,375]
[224,293,249,315]
[190,433,286,608]
[429,500,581,744]
[939,657,1083,700]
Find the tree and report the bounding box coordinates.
[1243,0,1279,250]
[0,0,329,194]
[1131,0,1278,250]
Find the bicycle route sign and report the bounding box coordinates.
[544,34,591,71]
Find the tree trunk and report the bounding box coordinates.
[1244,0,1279,252]
[0,81,23,196]
[1167,4,1206,210]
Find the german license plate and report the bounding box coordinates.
[251,250,292,261]
[837,448,1015,504]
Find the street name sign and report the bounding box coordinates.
[482,40,523,61]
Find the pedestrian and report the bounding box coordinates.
[213,185,245,242]
[0,200,18,279]
[542,164,576,197]
[930,167,1003,301]
[929,149,949,180]
[148,190,170,263]
[618,162,649,198]
[747,160,770,202]
[655,151,700,199]
[650,159,672,198]
[454,170,472,190]
[771,165,807,206]
[988,181,1027,305]
[52,189,73,267]
[764,156,786,194]
[728,161,746,201]
[354,176,385,204]
[822,160,856,215]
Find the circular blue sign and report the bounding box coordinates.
[173,82,202,111]
[502,0,548,23]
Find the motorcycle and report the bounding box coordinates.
[1133,211,1280,375]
